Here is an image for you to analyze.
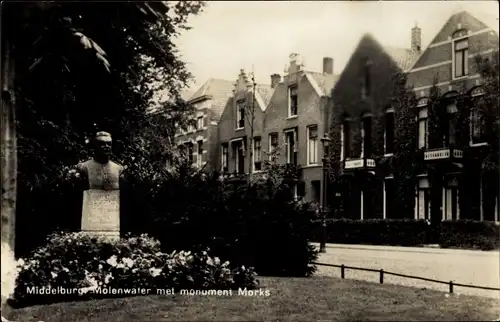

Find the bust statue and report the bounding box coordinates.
[75,131,124,190]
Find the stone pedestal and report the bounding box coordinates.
[81,189,120,241]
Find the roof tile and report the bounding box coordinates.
[188,78,234,122]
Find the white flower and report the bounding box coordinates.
[106,255,118,267]
[149,268,162,277]
[98,264,103,270]
[223,261,230,267]
[104,273,113,284]
[51,272,58,279]
[62,267,70,273]
[116,263,125,269]
[206,257,214,266]
[17,258,25,266]
[214,257,220,265]
[202,251,208,256]
[122,257,134,268]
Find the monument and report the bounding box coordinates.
[70,131,124,241]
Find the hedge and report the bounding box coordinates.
[312,218,500,250]
[439,220,500,250]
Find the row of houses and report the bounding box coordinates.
[174,11,499,222]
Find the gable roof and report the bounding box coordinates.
[408,10,498,72]
[188,78,234,122]
[382,46,420,72]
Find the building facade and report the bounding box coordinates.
[262,53,338,203]
[217,70,272,177]
[175,78,235,171]
[406,11,499,222]
[326,11,499,222]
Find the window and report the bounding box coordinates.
[187,123,195,133]
[288,86,298,117]
[233,140,245,174]
[361,62,371,99]
[454,38,468,78]
[253,137,262,171]
[196,116,204,130]
[269,133,278,159]
[311,181,321,203]
[186,143,194,164]
[415,178,430,220]
[236,100,245,129]
[307,125,318,165]
[285,129,297,164]
[342,120,351,159]
[361,116,372,158]
[197,140,203,167]
[445,103,457,146]
[384,178,396,219]
[221,143,228,171]
[418,107,428,149]
[470,97,487,145]
[384,110,395,154]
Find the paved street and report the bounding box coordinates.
[313,243,500,299]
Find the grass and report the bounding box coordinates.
[9,276,500,322]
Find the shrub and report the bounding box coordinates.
[313,219,431,246]
[146,172,319,278]
[13,231,258,307]
[439,220,500,250]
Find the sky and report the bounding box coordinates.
[173,1,499,98]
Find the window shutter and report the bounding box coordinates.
[203,116,208,127]
[193,153,198,165]
[202,151,207,163]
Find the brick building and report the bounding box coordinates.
[262,54,338,202]
[327,10,499,221]
[328,30,420,219]
[175,78,234,171]
[218,70,272,176]
[406,11,499,222]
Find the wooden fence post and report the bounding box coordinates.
[449,281,454,293]
[341,265,345,279]
[379,269,384,284]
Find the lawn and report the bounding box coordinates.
[8,276,500,321]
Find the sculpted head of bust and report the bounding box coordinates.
[94,131,113,163]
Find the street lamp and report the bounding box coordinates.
[319,133,331,253]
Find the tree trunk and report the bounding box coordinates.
[1,31,18,315]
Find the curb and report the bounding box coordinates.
[312,243,500,255]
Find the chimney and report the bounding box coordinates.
[323,57,334,75]
[271,74,281,89]
[289,53,300,63]
[411,23,422,52]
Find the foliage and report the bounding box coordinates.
[10,2,205,256]
[13,231,257,307]
[313,219,431,246]
[439,220,500,250]
[391,73,418,218]
[474,49,499,175]
[137,165,318,278]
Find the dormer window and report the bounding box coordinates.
[236,99,245,129]
[288,85,298,117]
[453,38,469,78]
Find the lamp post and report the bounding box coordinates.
[319,133,331,253]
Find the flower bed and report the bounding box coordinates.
[13,232,257,307]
